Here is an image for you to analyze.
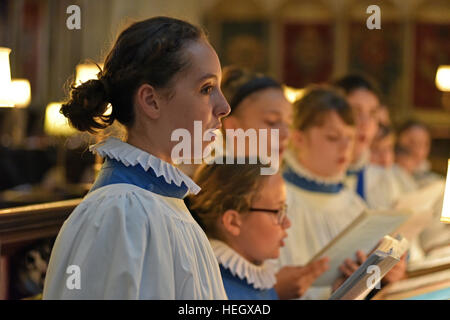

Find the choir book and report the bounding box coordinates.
[309,209,411,287]
[309,180,446,287]
[329,235,409,300]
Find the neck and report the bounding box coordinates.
[296,154,338,179]
[127,128,172,164]
[225,238,263,266]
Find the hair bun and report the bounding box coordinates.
[60,79,113,133]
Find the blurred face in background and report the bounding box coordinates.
[370,134,395,168]
[377,105,391,126]
[222,88,293,158]
[346,89,380,162]
[291,110,356,177]
[398,126,431,169]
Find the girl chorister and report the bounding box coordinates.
[333,75,408,210]
[187,161,290,300]
[277,86,367,299]
[43,17,230,299]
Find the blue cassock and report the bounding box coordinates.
[219,265,278,300]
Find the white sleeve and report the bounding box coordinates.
[44,191,155,299]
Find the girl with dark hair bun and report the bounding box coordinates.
[43,16,230,299]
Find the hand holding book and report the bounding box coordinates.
[329,235,409,300]
[275,257,330,299]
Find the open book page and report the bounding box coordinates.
[329,235,409,300]
[391,209,434,243]
[390,180,445,243]
[407,245,450,277]
[309,210,410,287]
[394,179,445,213]
[372,269,450,300]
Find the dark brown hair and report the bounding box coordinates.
[332,73,381,99]
[397,119,430,138]
[221,66,281,115]
[292,85,354,131]
[61,16,205,133]
[187,160,270,240]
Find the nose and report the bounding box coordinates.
[214,90,231,119]
[281,216,291,230]
[279,123,290,146]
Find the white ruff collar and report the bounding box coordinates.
[210,239,277,290]
[89,137,201,195]
[415,160,431,174]
[284,150,344,184]
[348,150,370,172]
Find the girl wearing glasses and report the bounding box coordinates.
[187,161,292,299]
[215,67,329,299]
[278,85,367,299]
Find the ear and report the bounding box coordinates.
[290,129,306,150]
[135,83,161,120]
[221,209,243,237]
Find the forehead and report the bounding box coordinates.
[401,126,430,140]
[181,40,221,80]
[253,174,285,202]
[313,110,355,131]
[240,88,292,115]
[347,89,379,109]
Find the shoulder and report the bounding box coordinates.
[80,183,193,223]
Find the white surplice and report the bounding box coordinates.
[276,152,367,299]
[43,138,227,300]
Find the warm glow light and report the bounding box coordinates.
[441,160,450,223]
[44,102,77,136]
[284,86,305,103]
[436,66,450,92]
[0,47,13,107]
[11,79,31,108]
[75,63,112,116]
[75,63,103,86]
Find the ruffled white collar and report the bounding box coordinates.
[415,160,431,174]
[284,150,344,184]
[210,239,277,290]
[89,137,201,195]
[348,150,370,172]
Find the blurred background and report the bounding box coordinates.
[0,0,449,203]
[0,0,449,300]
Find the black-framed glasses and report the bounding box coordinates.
[249,204,288,225]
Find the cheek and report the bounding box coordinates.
[368,120,379,137]
[244,219,281,247]
[180,93,214,121]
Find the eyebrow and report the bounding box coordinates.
[197,73,218,82]
[264,110,282,116]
